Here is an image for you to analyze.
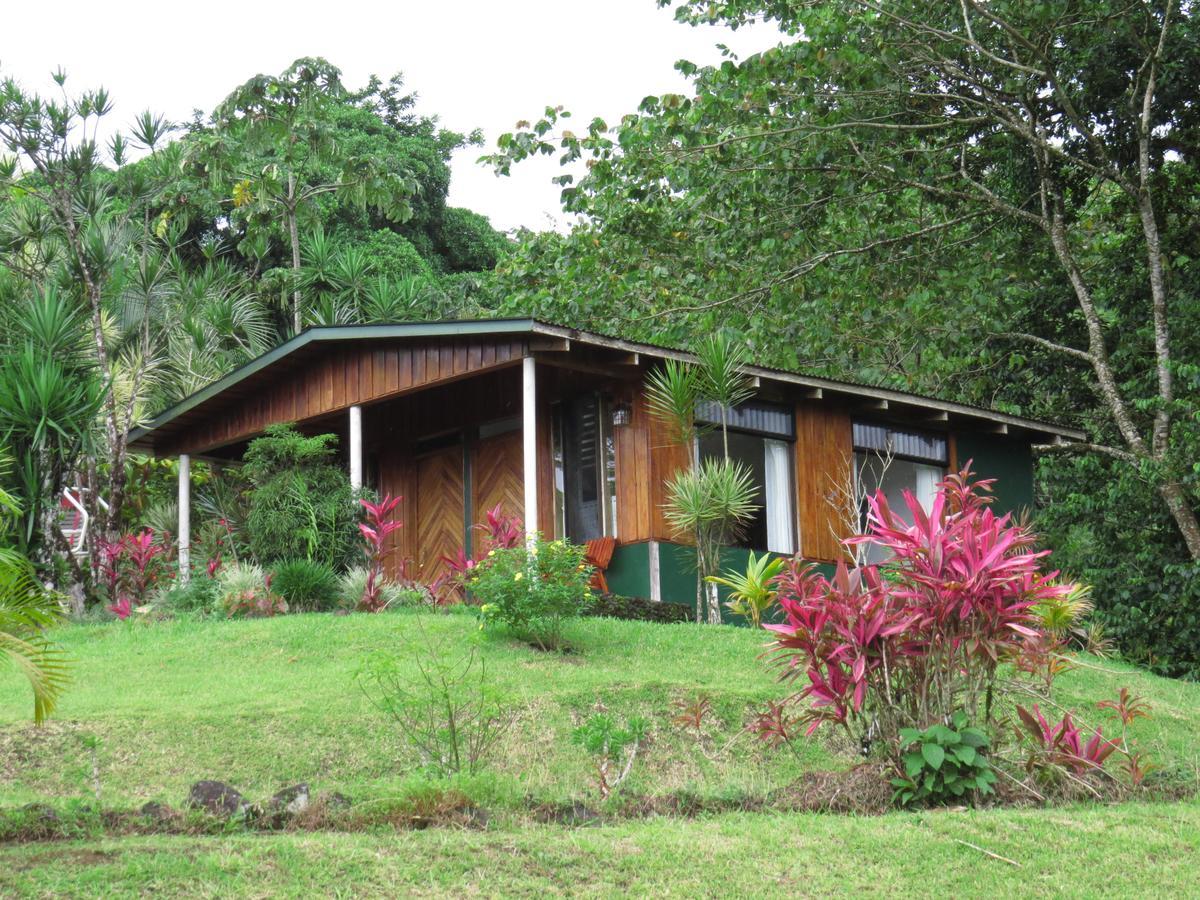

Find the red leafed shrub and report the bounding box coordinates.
[766,466,1070,758]
[358,495,404,612]
[97,529,175,616]
[1015,704,1120,775]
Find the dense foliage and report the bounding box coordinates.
[0,58,506,605]
[242,425,361,570]
[768,470,1066,753]
[269,559,341,613]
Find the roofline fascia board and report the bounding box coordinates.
[528,322,1087,441]
[130,319,1086,448]
[128,319,540,446]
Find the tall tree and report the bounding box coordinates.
[0,70,176,567]
[486,0,1200,559]
[188,58,416,332]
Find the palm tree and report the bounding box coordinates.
[0,459,69,723]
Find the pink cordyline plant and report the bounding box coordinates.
[100,529,174,616]
[1015,704,1120,775]
[766,465,1071,756]
[359,495,403,612]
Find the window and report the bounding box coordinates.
[853,422,948,563]
[696,401,795,554]
[552,394,618,542]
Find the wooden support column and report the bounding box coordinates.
[178,454,191,583]
[522,356,538,540]
[349,404,363,491]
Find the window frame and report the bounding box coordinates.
[694,400,798,555]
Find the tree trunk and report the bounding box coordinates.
[1159,480,1200,561]
[288,174,302,334]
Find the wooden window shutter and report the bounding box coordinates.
[793,403,853,563]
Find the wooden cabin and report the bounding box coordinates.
[128,320,1084,606]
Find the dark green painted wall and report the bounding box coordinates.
[955,433,1035,515]
[606,541,650,599]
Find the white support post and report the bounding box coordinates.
[522,356,538,542]
[178,454,191,583]
[349,404,363,491]
[649,540,662,603]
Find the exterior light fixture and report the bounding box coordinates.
[611,400,633,427]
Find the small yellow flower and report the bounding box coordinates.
[514,572,524,582]
[487,549,496,557]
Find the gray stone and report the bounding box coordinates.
[186,780,249,818]
[268,783,310,817]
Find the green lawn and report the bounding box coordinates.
[1,801,1198,898]
[1,609,1197,897]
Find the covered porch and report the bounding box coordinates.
[128,323,649,586]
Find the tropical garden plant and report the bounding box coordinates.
[766,468,1069,758]
[358,495,403,612]
[0,459,68,722]
[242,425,362,570]
[573,711,648,800]
[472,538,593,651]
[707,550,784,627]
[646,333,760,624]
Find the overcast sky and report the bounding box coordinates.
[2,0,774,233]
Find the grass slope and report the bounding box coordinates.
[1,610,1198,897]
[2,610,1198,808]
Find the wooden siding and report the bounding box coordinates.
[612,385,691,544]
[794,402,853,563]
[370,368,555,581]
[414,445,466,585]
[473,430,525,527]
[162,337,526,456]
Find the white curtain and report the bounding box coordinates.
[764,438,794,554]
[914,462,941,514]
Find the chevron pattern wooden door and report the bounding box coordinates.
[415,445,465,585]
[473,431,525,529]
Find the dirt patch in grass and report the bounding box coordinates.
[774,763,895,814]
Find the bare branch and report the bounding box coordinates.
[996,332,1091,363]
[1033,441,1138,465]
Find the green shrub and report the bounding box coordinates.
[355,627,512,776]
[585,594,691,624]
[155,576,219,615]
[242,425,363,570]
[270,559,340,612]
[337,566,426,612]
[573,713,648,799]
[890,712,996,807]
[216,561,286,618]
[472,538,592,651]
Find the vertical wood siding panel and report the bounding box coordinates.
[413,344,426,386]
[794,402,852,563]
[332,351,346,410]
[397,348,412,390]
[385,347,399,395]
[426,346,440,384]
